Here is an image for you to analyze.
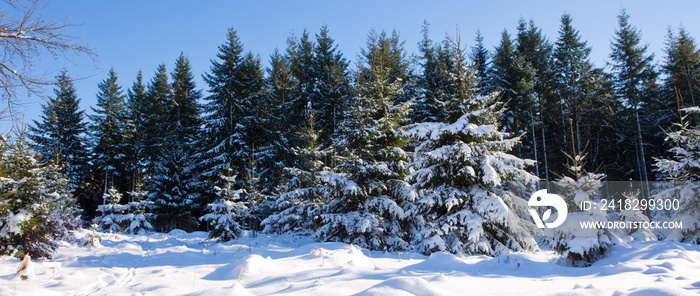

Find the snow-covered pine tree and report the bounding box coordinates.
[491,25,538,163]
[139,64,171,178]
[266,49,300,186]
[0,129,80,259]
[89,68,131,196]
[546,127,612,266]
[236,53,276,190]
[94,186,153,234]
[405,33,538,256]
[313,30,414,251]
[470,29,491,96]
[263,105,334,234]
[652,27,700,163]
[122,185,153,234]
[126,70,147,193]
[199,29,268,189]
[654,107,700,243]
[200,169,247,241]
[311,25,352,147]
[615,186,656,240]
[286,30,316,139]
[148,55,202,232]
[412,21,453,124]
[29,70,91,216]
[94,188,124,232]
[610,9,656,192]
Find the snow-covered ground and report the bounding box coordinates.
[1,230,699,296]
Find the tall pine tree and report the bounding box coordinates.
[312,24,352,147]
[610,9,656,187]
[126,70,147,195]
[89,68,130,197]
[148,54,203,232]
[406,33,538,255]
[30,70,92,216]
[200,28,246,185]
[314,30,414,251]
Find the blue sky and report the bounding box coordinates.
[7,0,700,130]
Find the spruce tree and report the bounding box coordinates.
[514,19,555,181]
[89,68,130,196]
[266,49,300,183]
[312,25,351,147]
[200,28,245,184]
[406,35,538,256]
[610,9,656,187]
[126,70,147,194]
[140,64,172,177]
[360,29,414,104]
[314,30,414,251]
[235,52,270,187]
[200,168,247,241]
[413,21,452,124]
[263,106,334,234]
[29,70,91,215]
[491,28,537,163]
[663,27,700,117]
[655,27,700,154]
[551,14,606,177]
[286,30,317,143]
[200,29,267,188]
[148,54,202,232]
[470,29,490,95]
[654,108,700,243]
[1,129,80,259]
[200,29,269,229]
[546,128,611,266]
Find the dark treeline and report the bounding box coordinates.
[27,11,700,260]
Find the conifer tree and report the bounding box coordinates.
[148,54,202,232]
[413,21,452,123]
[29,70,91,215]
[313,30,414,251]
[470,29,490,95]
[263,105,334,234]
[235,52,271,187]
[654,108,700,243]
[285,30,317,143]
[1,129,80,259]
[551,14,607,177]
[89,68,130,196]
[200,168,247,241]
[663,27,700,117]
[491,28,538,163]
[126,70,147,193]
[312,25,351,146]
[360,29,414,104]
[514,19,555,181]
[200,28,245,184]
[140,64,171,177]
[406,34,538,255]
[546,127,611,266]
[267,49,299,172]
[610,9,656,187]
[654,27,700,155]
[200,29,267,188]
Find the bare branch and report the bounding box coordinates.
[0,0,96,122]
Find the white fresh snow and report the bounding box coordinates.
[1,230,699,295]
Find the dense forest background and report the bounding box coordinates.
[7,9,700,263]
